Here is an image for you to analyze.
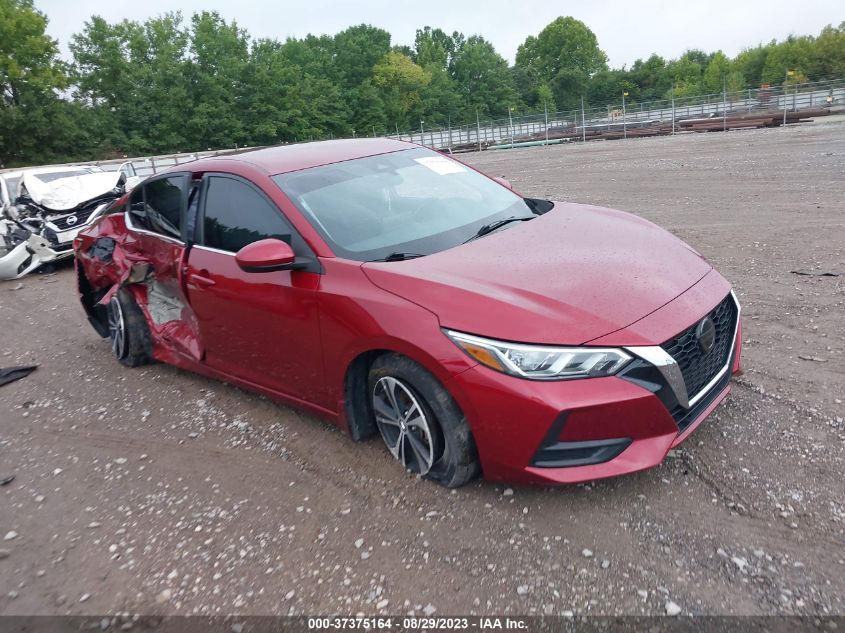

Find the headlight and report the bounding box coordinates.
[444,329,632,380]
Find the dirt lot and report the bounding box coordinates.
[1,119,843,618]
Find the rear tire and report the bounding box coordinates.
[368,354,480,488]
[108,290,152,367]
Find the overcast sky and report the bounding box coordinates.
[38,0,842,68]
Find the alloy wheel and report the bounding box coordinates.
[108,297,126,359]
[372,376,436,475]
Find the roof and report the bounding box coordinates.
[204,138,415,176]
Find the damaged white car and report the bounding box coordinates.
[0,164,140,280]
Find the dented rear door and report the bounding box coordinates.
[125,174,204,361]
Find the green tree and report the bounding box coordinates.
[514,17,606,113]
[762,36,813,84]
[702,52,745,94]
[810,23,845,79]
[278,34,338,81]
[0,0,84,165]
[628,54,672,101]
[71,13,191,154]
[128,14,191,153]
[664,50,710,98]
[240,38,309,144]
[414,27,459,71]
[349,79,387,136]
[294,74,350,139]
[372,51,431,130]
[412,27,464,124]
[419,66,463,126]
[184,11,249,150]
[452,35,518,118]
[733,45,770,88]
[534,83,556,113]
[550,68,588,110]
[334,24,391,88]
[586,69,625,106]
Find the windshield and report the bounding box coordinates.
[273,147,533,261]
[32,169,94,183]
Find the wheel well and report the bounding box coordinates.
[343,349,389,441]
[77,265,110,338]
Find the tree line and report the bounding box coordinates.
[1,0,843,167]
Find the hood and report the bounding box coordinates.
[362,202,712,345]
[22,171,123,212]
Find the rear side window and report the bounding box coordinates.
[201,176,291,253]
[128,187,146,227]
[144,177,183,239]
[127,176,184,240]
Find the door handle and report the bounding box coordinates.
[190,273,215,287]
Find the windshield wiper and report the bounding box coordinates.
[462,216,534,244]
[370,252,425,262]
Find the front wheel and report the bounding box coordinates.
[368,354,480,488]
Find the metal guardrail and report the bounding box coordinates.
[0,147,260,176]
[3,79,843,176]
[388,79,845,150]
[101,147,266,177]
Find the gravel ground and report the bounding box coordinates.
[1,118,843,618]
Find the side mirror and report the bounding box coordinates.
[235,238,299,273]
[492,176,513,190]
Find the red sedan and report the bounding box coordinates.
[73,139,741,487]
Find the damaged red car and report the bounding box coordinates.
[73,139,742,487]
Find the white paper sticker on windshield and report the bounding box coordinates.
[414,156,466,175]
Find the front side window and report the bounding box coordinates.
[273,147,533,261]
[127,176,184,239]
[200,176,292,253]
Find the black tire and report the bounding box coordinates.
[107,289,153,367]
[368,353,480,488]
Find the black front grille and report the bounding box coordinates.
[669,355,733,431]
[661,293,738,399]
[51,208,96,231]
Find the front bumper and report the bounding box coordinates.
[49,225,87,259]
[444,292,741,486]
[46,202,111,260]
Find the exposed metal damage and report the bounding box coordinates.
[146,280,186,325]
[76,212,203,366]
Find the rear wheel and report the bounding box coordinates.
[368,354,480,488]
[108,290,152,367]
